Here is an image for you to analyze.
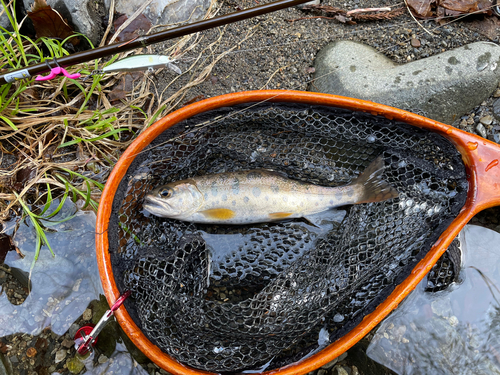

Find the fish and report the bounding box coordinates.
[143,156,398,224]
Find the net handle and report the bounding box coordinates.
[96,90,500,375]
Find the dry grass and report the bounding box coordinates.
[0,0,248,220]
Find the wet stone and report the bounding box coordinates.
[98,354,108,364]
[479,115,493,125]
[82,308,92,321]
[492,98,500,121]
[61,337,75,349]
[54,348,67,363]
[66,356,85,374]
[476,123,487,139]
[335,365,349,375]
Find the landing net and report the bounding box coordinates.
[108,103,467,372]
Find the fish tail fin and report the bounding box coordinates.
[353,156,399,203]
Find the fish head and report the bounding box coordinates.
[143,180,203,219]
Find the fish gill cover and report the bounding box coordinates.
[107,103,467,372]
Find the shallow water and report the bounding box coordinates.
[367,225,500,375]
[0,200,148,374]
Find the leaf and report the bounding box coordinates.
[407,0,435,17]
[27,0,79,46]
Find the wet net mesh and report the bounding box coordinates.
[108,103,468,372]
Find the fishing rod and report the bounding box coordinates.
[0,0,312,85]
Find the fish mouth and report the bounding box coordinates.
[143,195,179,218]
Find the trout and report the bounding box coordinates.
[143,156,398,224]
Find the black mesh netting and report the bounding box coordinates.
[108,103,468,372]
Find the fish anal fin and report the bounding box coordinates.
[269,212,294,220]
[201,208,235,220]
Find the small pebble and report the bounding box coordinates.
[61,337,75,349]
[321,357,338,369]
[98,354,108,364]
[480,115,493,125]
[26,347,37,358]
[476,123,487,138]
[335,365,349,375]
[82,308,92,321]
[54,349,67,363]
[338,352,348,361]
[492,98,500,121]
[318,369,326,375]
[494,88,500,97]
[0,270,5,278]
[67,356,85,374]
[410,38,421,47]
[352,366,359,375]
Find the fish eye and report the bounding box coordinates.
[159,188,173,198]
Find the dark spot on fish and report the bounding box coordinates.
[211,181,218,197]
[282,196,288,202]
[252,187,261,197]
[232,178,240,195]
[347,189,354,198]
[204,193,209,200]
[329,200,334,205]
[244,196,250,203]
[232,200,237,206]
[271,185,279,193]
[221,194,228,201]
[247,171,262,179]
[335,191,343,200]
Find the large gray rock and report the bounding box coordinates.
[313,41,500,124]
[104,0,212,28]
[24,0,101,46]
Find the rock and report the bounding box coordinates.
[410,38,421,48]
[98,354,108,364]
[338,352,348,361]
[476,123,487,138]
[313,41,500,124]
[480,115,493,125]
[67,356,85,373]
[54,348,67,363]
[68,324,79,338]
[335,365,349,375]
[61,337,75,349]
[493,98,500,121]
[104,0,212,28]
[82,308,92,321]
[297,0,320,9]
[23,0,101,46]
[321,357,338,369]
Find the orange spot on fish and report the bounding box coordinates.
[269,212,293,220]
[201,208,235,220]
[485,159,499,172]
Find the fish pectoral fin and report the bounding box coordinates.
[200,208,236,220]
[269,212,294,220]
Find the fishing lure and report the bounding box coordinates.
[88,54,182,79]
